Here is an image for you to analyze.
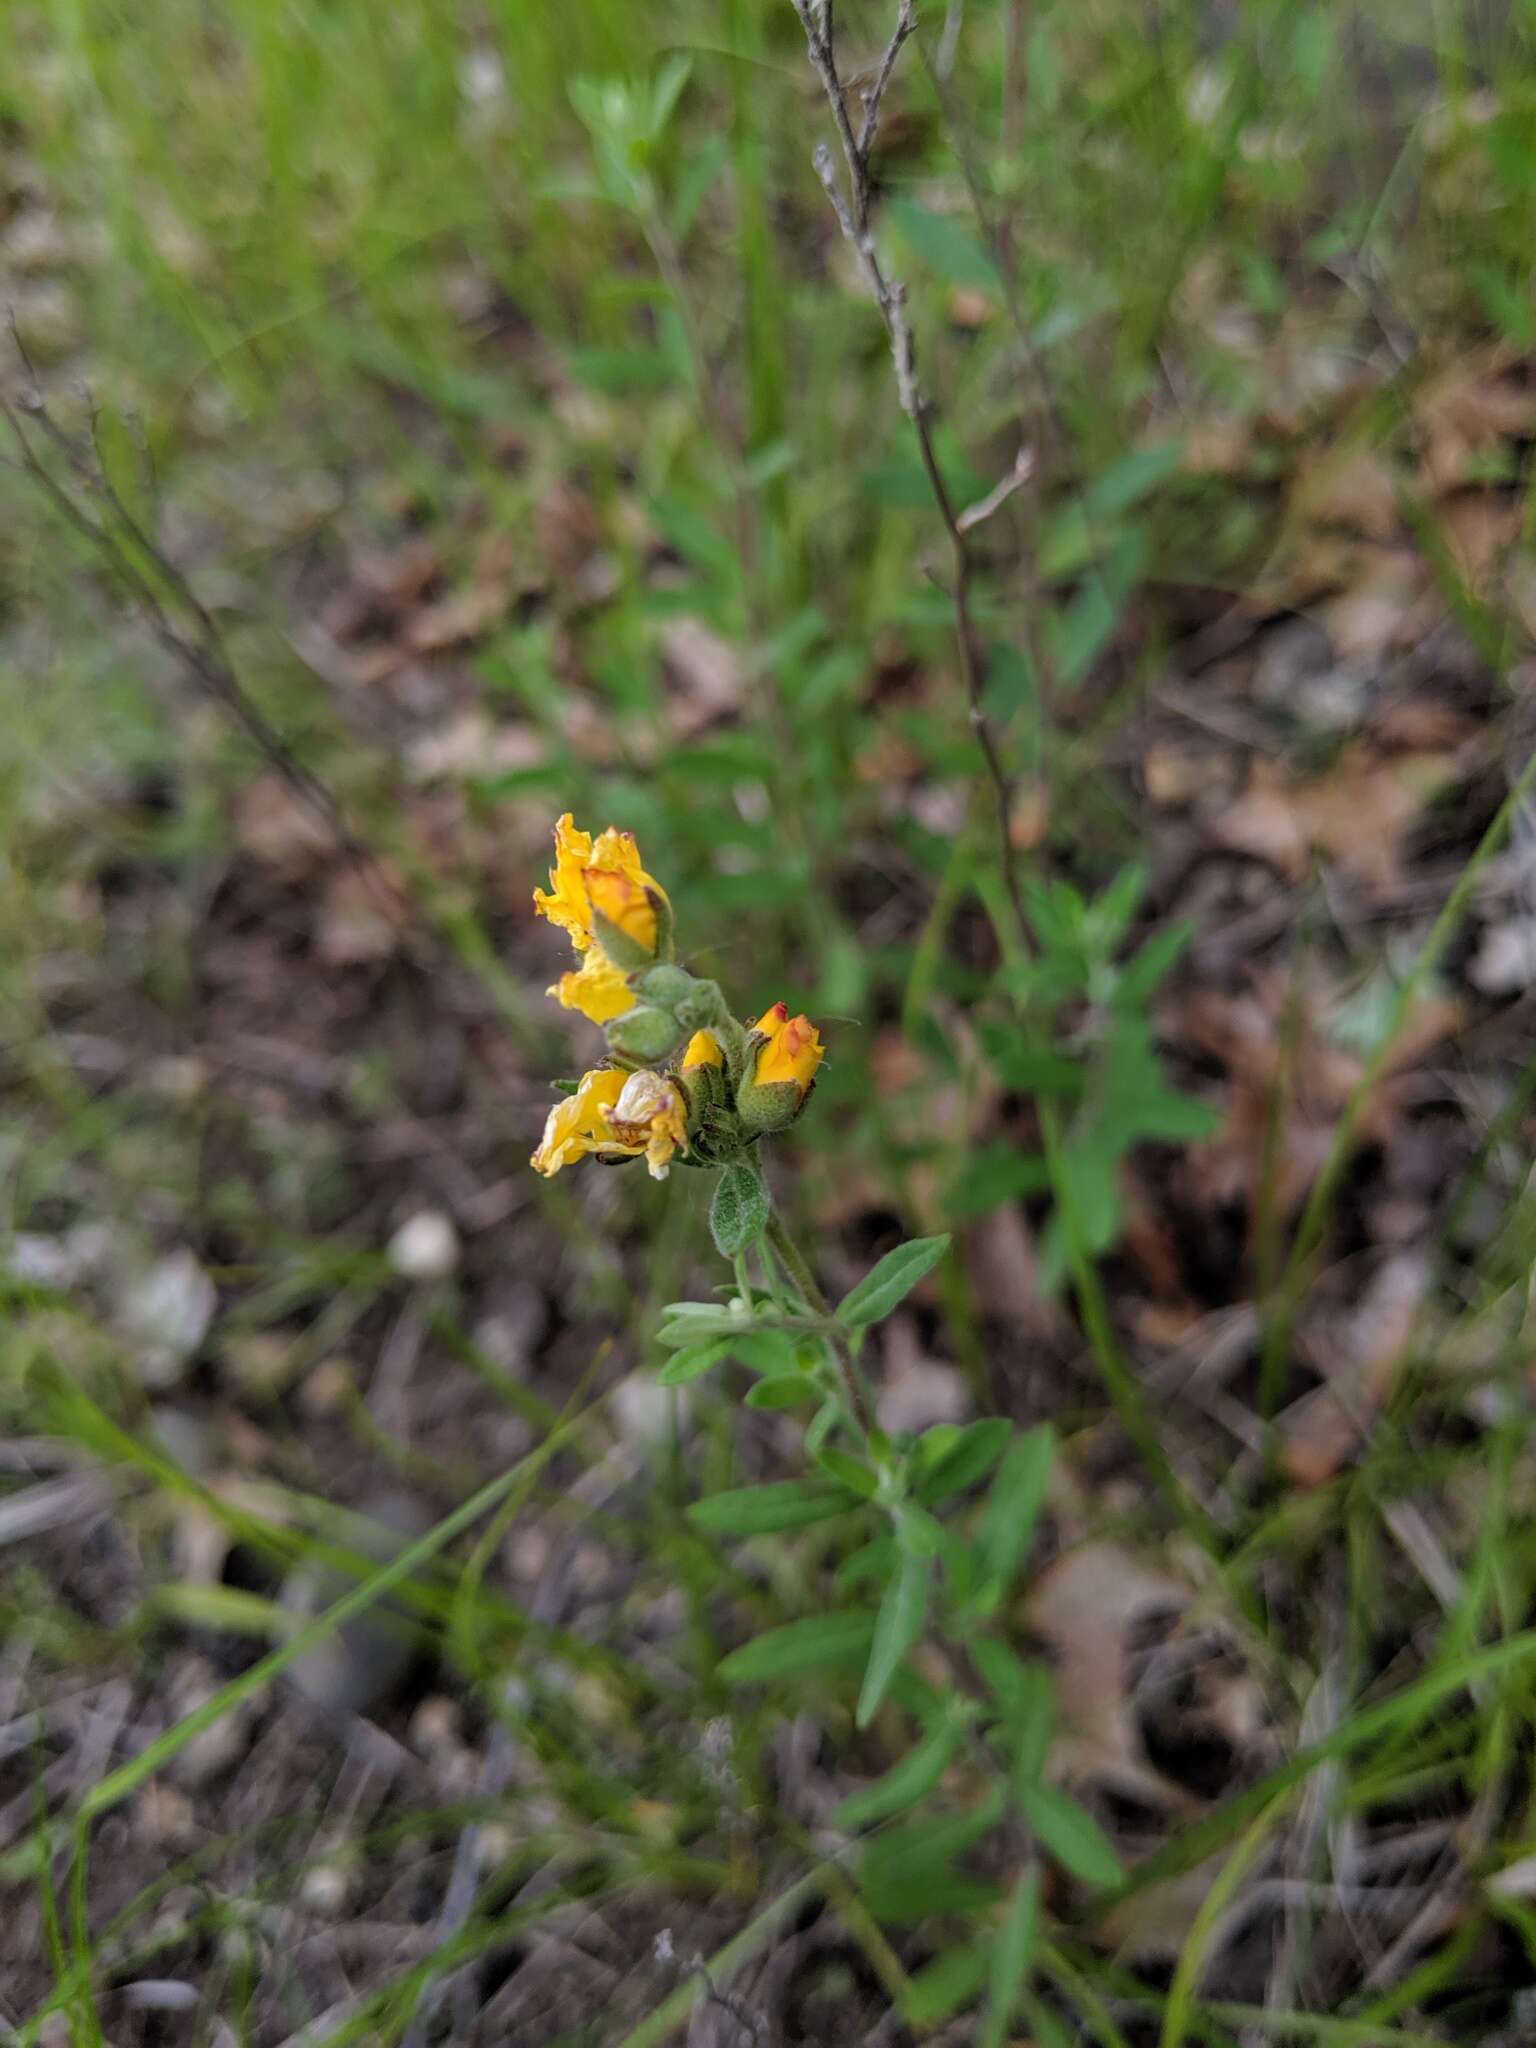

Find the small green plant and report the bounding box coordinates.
[986,866,1218,1290]
[528,811,1119,2037]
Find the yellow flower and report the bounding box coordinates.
[533,812,667,958]
[530,1066,690,1180]
[550,944,637,1025]
[605,1069,689,1180]
[531,1068,627,1177]
[682,1030,723,1069]
[751,1002,825,1092]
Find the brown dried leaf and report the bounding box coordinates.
[658,617,745,737]
[1214,746,1459,891]
[405,580,510,653]
[1436,488,1521,595]
[1415,352,1536,496]
[235,773,334,879]
[1025,1542,1192,1806]
[315,867,404,967]
[1297,445,1400,542]
[1312,549,1427,662]
[1280,1251,1430,1486]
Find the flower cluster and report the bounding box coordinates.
[531,814,823,1181]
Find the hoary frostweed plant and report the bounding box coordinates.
[532,817,1122,2034]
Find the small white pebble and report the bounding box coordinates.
[300,1862,353,1915]
[387,1210,460,1280]
[476,1821,517,1871]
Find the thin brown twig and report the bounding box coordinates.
[1,367,395,912]
[789,0,1024,931]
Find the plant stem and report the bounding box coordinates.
[764,1210,877,1440]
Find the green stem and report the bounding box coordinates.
[765,1210,877,1440]
[1039,1101,1219,1559]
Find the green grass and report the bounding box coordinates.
[4,0,1536,2039]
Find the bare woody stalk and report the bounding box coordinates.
[789,0,1026,930]
[1,350,542,1045]
[0,361,396,921]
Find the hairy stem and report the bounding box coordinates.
[765,1210,877,1438]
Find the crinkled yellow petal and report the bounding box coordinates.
[531,1067,628,1176]
[682,1030,723,1069]
[533,813,668,959]
[753,1003,824,1091]
[584,865,658,953]
[605,1069,689,1181]
[533,812,597,950]
[549,942,637,1024]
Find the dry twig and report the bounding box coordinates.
[788,0,1024,927]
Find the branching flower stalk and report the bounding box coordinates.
[528,813,884,1438]
[527,816,1124,2033]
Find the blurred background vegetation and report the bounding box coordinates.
[5,0,1536,2041]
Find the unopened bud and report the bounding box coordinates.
[605,1004,686,1064]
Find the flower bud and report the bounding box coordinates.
[678,1028,728,1116]
[735,1002,824,1136]
[636,963,697,1010]
[605,1003,687,1064]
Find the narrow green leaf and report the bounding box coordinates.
[978,1425,1054,1592]
[901,1941,991,2027]
[857,1554,930,1728]
[857,1791,1005,1924]
[657,1306,740,1349]
[917,1418,1013,1504]
[1019,1782,1123,1887]
[979,1865,1040,2048]
[710,1162,769,1256]
[688,1480,858,1536]
[719,1610,876,1684]
[945,1143,1050,1219]
[894,1503,945,1558]
[815,1447,879,1499]
[833,1715,962,1829]
[836,1235,951,1327]
[725,1329,798,1376]
[745,1374,818,1411]
[973,1641,1054,1782]
[656,1339,732,1386]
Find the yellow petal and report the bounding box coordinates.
[531,1067,628,1176]
[549,942,637,1024]
[533,814,669,960]
[584,865,658,953]
[753,1003,824,1091]
[682,1030,723,1069]
[533,812,597,951]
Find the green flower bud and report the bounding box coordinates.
[606,1004,686,1063]
[735,1078,806,1136]
[636,963,697,1009]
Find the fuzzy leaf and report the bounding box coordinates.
[745,1374,819,1410]
[1019,1782,1123,1887]
[857,1553,930,1728]
[917,1418,1013,1505]
[688,1480,858,1536]
[833,1715,962,1830]
[710,1162,769,1257]
[979,1866,1040,2048]
[977,1425,1054,1596]
[656,1339,733,1386]
[837,1236,951,1327]
[718,1610,876,1684]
